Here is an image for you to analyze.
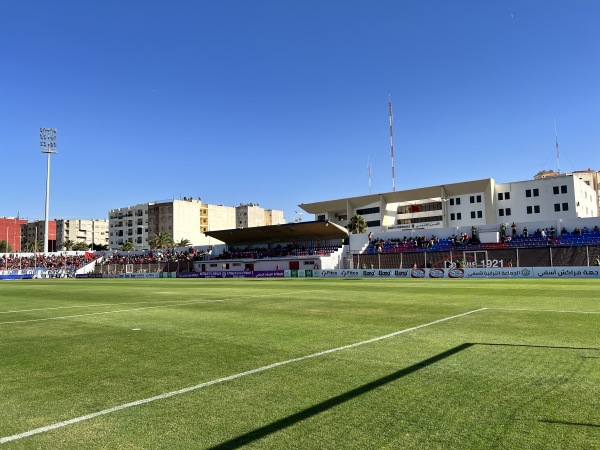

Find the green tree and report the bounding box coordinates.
[174,238,191,248]
[120,242,136,251]
[92,243,109,251]
[72,241,90,251]
[22,240,43,253]
[61,239,75,251]
[0,240,13,253]
[347,214,367,234]
[150,232,174,249]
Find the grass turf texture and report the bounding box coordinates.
[0,278,598,449]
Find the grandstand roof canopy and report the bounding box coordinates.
[204,220,349,246]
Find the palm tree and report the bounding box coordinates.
[23,240,43,253]
[174,238,191,248]
[72,241,90,251]
[347,214,367,234]
[150,232,174,249]
[120,242,136,251]
[61,239,75,251]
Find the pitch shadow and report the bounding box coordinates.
[209,343,473,449]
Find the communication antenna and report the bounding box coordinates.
[388,96,396,192]
[554,118,560,174]
[367,155,372,194]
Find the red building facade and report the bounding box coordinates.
[0,217,28,252]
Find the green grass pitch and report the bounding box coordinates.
[1,278,599,449]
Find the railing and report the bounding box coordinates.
[353,245,600,269]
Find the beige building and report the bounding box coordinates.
[235,203,286,228]
[109,198,284,250]
[56,219,108,249]
[148,198,206,246]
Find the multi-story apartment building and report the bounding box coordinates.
[20,220,57,252]
[148,198,205,246]
[108,198,285,250]
[535,169,600,215]
[55,219,109,249]
[235,203,286,228]
[0,217,28,252]
[299,175,598,233]
[108,203,150,250]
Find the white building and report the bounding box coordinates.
[108,203,150,250]
[299,175,598,234]
[56,219,108,249]
[535,169,600,216]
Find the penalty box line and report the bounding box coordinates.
[0,307,487,444]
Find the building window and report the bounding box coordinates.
[562,202,569,211]
[317,215,325,221]
[450,199,455,206]
[470,196,475,203]
[477,195,482,203]
[451,213,456,220]
[527,206,533,214]
[505,192,510,200]
[526,189,531,198]
[561,185,567,193]
[533,188,539,196]
[356,207,380,215]
[534,205,540,213]
[554,203,560,212]
[477,211,482,218]
[456,198,461,205]
[553,186,559,195]
[499,209,504,216]
[505,208,511,216]
[457,212,461,220]
[498,193,503,201]
[366,220,381,227]
[471,211,476,219]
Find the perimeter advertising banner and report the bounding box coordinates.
[307,267,600,279]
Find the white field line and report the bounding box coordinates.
[0,307,487,444]
[489,307,600,314]
[0,290,322,325]
[0,299,215,314]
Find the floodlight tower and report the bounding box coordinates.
[40,128,57,253]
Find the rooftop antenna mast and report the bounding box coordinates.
[367,155,372,194]
[388,96,396,191]
[554,118,560,174]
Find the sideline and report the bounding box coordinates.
[0,307,486,444]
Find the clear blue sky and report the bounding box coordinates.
[2,1,599,223]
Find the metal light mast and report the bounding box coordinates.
[40,128,57,253]
[388,97,396,192]
[554,118,560,174]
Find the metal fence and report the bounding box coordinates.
[95,260,195,274]
[352,246,600,269]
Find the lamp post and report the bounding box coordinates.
[40,128,58,253]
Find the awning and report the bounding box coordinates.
[204,220,349,246]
